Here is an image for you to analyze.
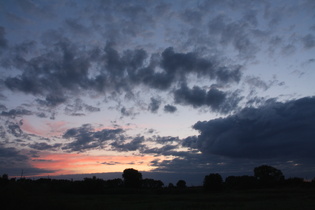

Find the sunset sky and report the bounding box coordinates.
[0,0,315,184]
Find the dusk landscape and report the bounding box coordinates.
[0,0,315,189]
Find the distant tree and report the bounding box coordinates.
[2,174,8,180]
[203,173,223,191]
[254,165,284,187]
[82,176,105,193]
[142,178,164,189]
[122,168,142,188]
[176,180,186,188]
[285,177,304,187]
[106,178,123,188]
[168,183,174,188]
[225,175,257,189]
[0,174,9,186]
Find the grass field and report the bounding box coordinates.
[3,188,315,210]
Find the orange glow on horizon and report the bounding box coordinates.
[30,152,160,177]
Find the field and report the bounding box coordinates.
[3,188,315,210]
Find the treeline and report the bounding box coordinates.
[1,165,315,195]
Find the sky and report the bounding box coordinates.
[0,0,315,185]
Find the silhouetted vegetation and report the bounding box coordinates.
[176,180,186,188]
[225,175,258,190]
[1,166,315,209]
[254,165,285,188]
[203,173,223,192]
[122,168,143,188]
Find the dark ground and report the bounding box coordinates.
[2,188,315,210]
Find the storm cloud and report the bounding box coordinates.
[185,97,315,159]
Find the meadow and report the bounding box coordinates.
[3,187,315,210]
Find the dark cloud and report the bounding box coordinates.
[120,107,138,118]
[62,124,124,152]
[281,44,296,56]
[0,146,26,160]
[154,136,180,144]
[65,18,89,35]
[84,104,100,112]
[302,34,315,49]
[0,125,6,139]
[6,122,23,137]
[0,26,8,49]
[0,145,55,176]
[143,144,178,156]
[29,142,62,151]
[164,104,177,113]
[16,0,54,19]
[3,40,243,115]
[4,39,92,101]
[180,9,203,24]
[208,15,258,58]
[245,76,269,90]
[111,136,145,152]
[101,161,120,165]
[185,96,315,160]
[36,112,47,118]
[174,83,240,113]
[148,97,161,113]
[160,47,242,84]
[174,84,225,109]
[0,104,7,111]
[64,99,100,115]
[36,94,67,107]
[1,108,32,118]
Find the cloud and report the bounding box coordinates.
[208,14,258,58]
[3,41,243,114]
[160,47,242,85]
[173,83,241,113]
[101,161,121,165]
[302,34,315,49]
[143,144,178,156]
[111,136,145,152]
[64,99,100,115]
[6,121,23,137]
[0,26,8,49]
[16,0,54,19]
[164,104,177,113]
[62,124,125,152]
[154,136,180,144]
[1,108,32,118]
[0,145,55,176]
[29,142,62,151]
[64,18,89,36]
[120,107,138,118]
[245,76,269,91]
[184,96,315,160]
[148,97,161,113]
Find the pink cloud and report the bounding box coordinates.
[21,119,69,137]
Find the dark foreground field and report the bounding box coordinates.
[3,188,315,210]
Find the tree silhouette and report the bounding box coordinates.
[225,175,257,189]
[203,173,223,191]
[254,165,284,187]
[176,180,186,188]
[142,178,164,189]
[122,168,142,188]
